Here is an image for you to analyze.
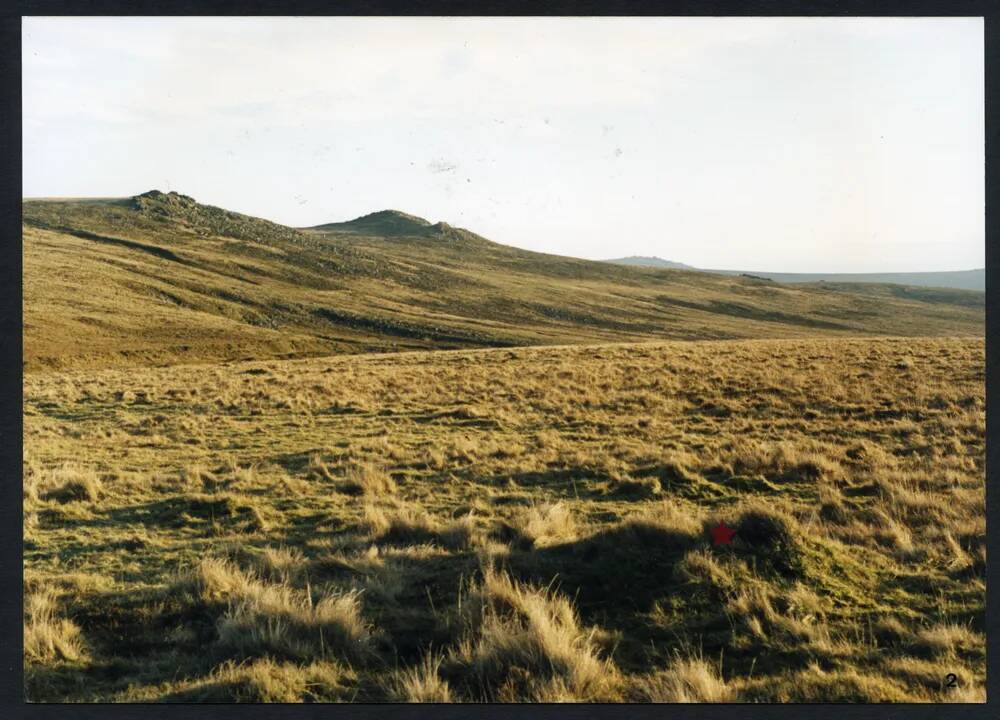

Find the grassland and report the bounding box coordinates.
[23,337,985,702]
[22,191,986,702]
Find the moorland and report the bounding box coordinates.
[23,192,985,702]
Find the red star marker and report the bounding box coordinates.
[710,521,737,546]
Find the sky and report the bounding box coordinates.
[22,17,984,272]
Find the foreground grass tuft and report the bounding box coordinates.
[24,590,85,664]
[443,570,618,701]
[640,655,735,702]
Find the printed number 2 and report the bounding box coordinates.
[945,673,958,688]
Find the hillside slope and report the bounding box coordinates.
[23,191,984,371]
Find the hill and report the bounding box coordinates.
[708,268,985,292]
[605,256,696,270]
[310,209,437,236]
[23,191,983,371]
[605,256,984,292]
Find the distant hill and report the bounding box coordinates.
[606,256,697,270]
[22,191,984,371]
[603,255,984,292]
[705,268,985,292]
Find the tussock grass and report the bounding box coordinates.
[30,465,102,504]
[23,337,985,702]
[252,546,306,584]
[362,503,480,550]
[509,502,577,548]
[343,462,396,496]
[24,590,85,664]
[154,658,355,702]
[388,654,453,702]
[178,556,373,663]
[764,663,913,702]
[724,440,843,484]
[914,623,980,657]
[609,474,662,498]
[626,498,704,539]
[673,549,736,594]
[179,557,259,603]
[182,463,219,491]
[218,587,371,662]
[443,570,618,701]
[640,654,735,702]
[173,492,271,532]
[732,502,806,577]
[199,658,310,702]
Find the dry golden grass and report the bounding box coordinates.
[25,464,101,505]
[123,658,357,702]
[445,569,618,701]
[510,502,578,548]
[24,590,85,664]
[176,556,373,663]
[640,654,735,702]
[22,337,985,702]
[343,462,397,496]
[388,654,453,702]
[217,588,371,663]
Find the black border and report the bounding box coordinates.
[2,3,997,719]
[3,1,1000,16]
[1,8,22,720]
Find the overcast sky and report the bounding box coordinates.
[23,17,983,272]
